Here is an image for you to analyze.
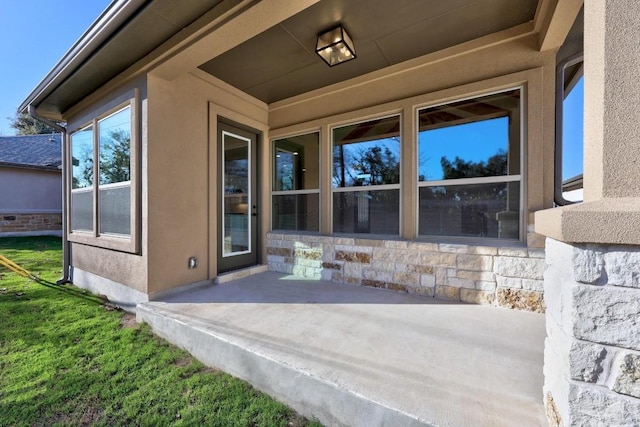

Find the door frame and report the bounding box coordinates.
[208,103,269,279]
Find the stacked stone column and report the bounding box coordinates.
[543,239,640,425]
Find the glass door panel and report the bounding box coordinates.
[217,121,258,274]
[222,131,251,256]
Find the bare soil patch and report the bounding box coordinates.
[120,312,138,329]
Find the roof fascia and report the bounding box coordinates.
[37,0,253,121]
[0,162,61,172]
[63,0,291,119]
[19,0,148,115]
[535,0,583,51]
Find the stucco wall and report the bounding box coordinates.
[146,72,268,295]
[257,31,558,308]
[0,167,61,212]
[140,28,556,296]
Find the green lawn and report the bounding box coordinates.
[0,237,319,427]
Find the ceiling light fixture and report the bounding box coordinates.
[315,25,356,67]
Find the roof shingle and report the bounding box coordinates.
[0,134,62,170]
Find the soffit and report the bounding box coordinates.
[199,0,540,104]
[37,0,224,117]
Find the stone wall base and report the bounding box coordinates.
[266,232,546,312]
[543,238,640,426]
[0,212,62,233]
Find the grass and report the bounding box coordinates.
[0,237,320,427]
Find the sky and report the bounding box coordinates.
[562,77,584,180]
[0,0,111,135]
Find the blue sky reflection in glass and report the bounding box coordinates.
[562,76,584,180]
[419,117,509,181]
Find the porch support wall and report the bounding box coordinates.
[535,0,640,424]
[146,71,268,296]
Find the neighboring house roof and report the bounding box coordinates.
[0,134,62,171]
[562,173,583,192]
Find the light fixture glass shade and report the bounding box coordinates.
[315,25,356,67]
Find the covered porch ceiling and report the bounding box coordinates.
[199,0,539,104]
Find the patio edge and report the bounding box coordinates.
[136,302,434,427]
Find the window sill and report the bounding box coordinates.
[68,231,139,254]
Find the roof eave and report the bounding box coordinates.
[0,162,62,172]
[19,0,148,118]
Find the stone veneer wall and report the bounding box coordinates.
[0,212,62,233]
[543,238,640,426]
[266,232,546,312]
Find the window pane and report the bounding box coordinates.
[333,190,399,235]
[418,90,520,181]
[98,106,131,236]
[71,126,94,189]
[71,126,94,231]
[99,107,131,185]
[272,194,319,232]
[418,182,520,239]
[333,116,400,188]
[99,184,131,236]
[223,132,250,255]
[71,189,93,232]
[273,133,319,191]
[562,74,584,202]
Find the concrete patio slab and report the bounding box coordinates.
[137,271,546,427]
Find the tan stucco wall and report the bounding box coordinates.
[146,72,268,295]
[0,167,61,212]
